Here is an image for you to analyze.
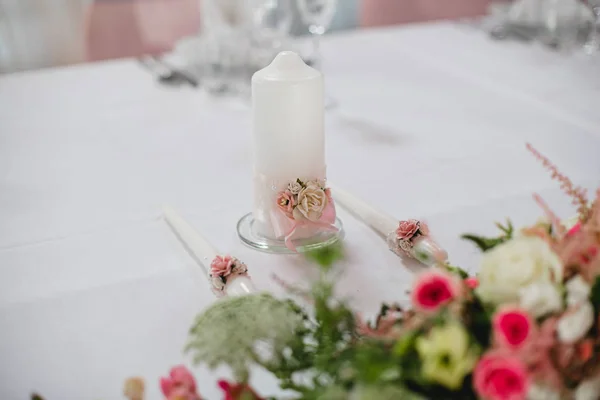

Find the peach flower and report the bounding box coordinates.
[276,190,295,217]
[396,219,420,240]
[210,255,234,278]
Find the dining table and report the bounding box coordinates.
[1,20,599,400]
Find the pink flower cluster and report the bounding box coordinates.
[473,307,536,400]
[411,271,535,400]
[160,366,202,400]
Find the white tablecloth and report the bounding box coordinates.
[0,22,599,400]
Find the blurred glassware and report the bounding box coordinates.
[583,0,600,54]
[201,0,253,95]
[296,0,338,70]
[247,0,296,89]
[199,0,296,98]
[251,0,294,45]
[297,0,338,109]
[540,0,583,50]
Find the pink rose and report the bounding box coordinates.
[473,352,529,400]
[160,365,202,400]
[218,380,264,400]
[411,270,460,313]
[396,219,420,240]
[210,255,234,277]
[493,307,534,350]
[465,277,479,289]
[276,190,295,218]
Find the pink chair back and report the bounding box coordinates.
[85,0,201,62]
[359,0,492,27]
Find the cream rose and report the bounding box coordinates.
[527,384,561,400]
[519,282,563,318]
[287,181,303,195]
[575,375,600,400]
[293,182,328,222]
[565,275,591,306]
[557,301,594,344]
[476,237,563,304]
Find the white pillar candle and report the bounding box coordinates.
[252,51,325,239]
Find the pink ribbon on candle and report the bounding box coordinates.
[283,199,338,252]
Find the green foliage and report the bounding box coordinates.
[304,242,344,271]
[461,219,513,252]
[185,293,305,382]
[467,297,492,348]
[445,264,470,279]
[590,276,600,315]
[185,243,481,400]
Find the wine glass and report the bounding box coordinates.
[296,0,338,109]
[251,0,294,41]
[296,0,338,70]
[583,0,600,54]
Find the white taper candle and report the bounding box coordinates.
[163,206,257,296]
[330,185,398,238]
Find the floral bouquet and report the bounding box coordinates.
[112,145,599,400]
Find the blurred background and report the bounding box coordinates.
[0,0,502,74]
[0,0,597,85]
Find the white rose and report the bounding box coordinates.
[476,237,563,304]
[575,375,600,400]
[527,384,561,400]
[557,301,594,344]
[519,282,563,318]
[565,275,591,306]
[293,182,328,222]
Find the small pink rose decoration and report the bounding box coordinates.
[160,365,202,400]
[411,270,460,313]
[210,255,234,278]
[493,307,534,350]
[274,179,338,252]
[473,352,529,400]
[465,277,479,290]
[276,190,295,218]
[396,219,420,240]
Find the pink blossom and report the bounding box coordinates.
[567,221,582,236]
[411,270,460,313]
[210,256,234,278]
[473,352,529,400]
[396,219,420,240]
[218,380,263,400]
[160,365,201,400]
[493,307,534,350]
[276,190,295,218]
[465,277,479,289]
